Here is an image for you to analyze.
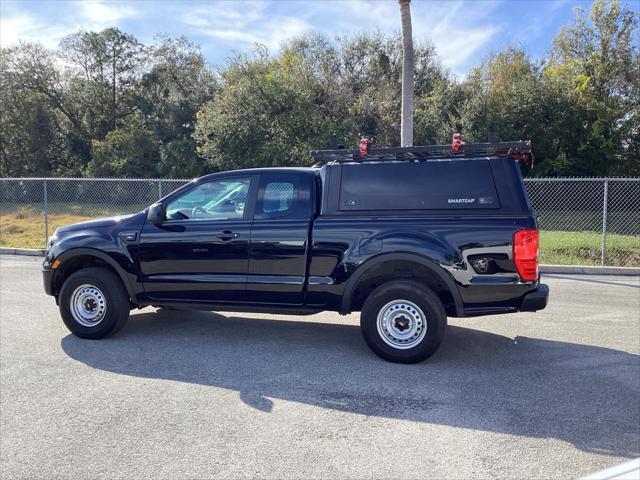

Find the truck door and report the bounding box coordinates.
[246,172,314,305]
[137,175,256,303]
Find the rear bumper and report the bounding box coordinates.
[42,268,54,296]
[519,283,549,312]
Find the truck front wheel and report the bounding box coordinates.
[58,267,130,339]
[360,280,447,363]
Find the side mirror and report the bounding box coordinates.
[147,202,166,227]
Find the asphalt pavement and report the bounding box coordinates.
[1,255,639,479]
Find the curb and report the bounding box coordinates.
[1,248,638,276]
[0,247,45,256]
[540,264,640,276]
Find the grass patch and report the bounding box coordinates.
[1,204,143,249]
[1,206,639,266]
[539,230,640,267]
[0,208,103,249]
[536,211,640,237]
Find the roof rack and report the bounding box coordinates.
[310,141,532,163]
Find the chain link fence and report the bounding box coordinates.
[1,177,639,267]
[526,178,640,267]
[0,178,190,251]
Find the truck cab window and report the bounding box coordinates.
[255,174,311,220]
[165,177,250,221]
[262,182,294,214]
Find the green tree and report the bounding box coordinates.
[547,0,639,175]
[194,46,338,171]
[2,1,638,179]
[60,28,146,135]
[286,32,448,147]
[138,36,216,143]
[2,42,83,133]
[453,49,556,173]
[0,92,63,176]
[87,118,160,177]
[158,138,201,178]
[138,36,216,178]
[0,44,83,176]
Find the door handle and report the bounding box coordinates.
[217,230,240,241]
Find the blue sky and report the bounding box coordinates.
[1,0,637,78]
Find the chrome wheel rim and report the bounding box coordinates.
[70,284,107,327]
[376,299,427,349]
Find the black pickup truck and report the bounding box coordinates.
[43,142,548,363]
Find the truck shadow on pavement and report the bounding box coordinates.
[61,309,640,458]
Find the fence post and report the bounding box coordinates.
[158,180,162,200]
[600,179,609,266]
[43,179,49,248]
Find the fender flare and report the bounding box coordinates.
[340,252,464,316]
[54,247,137,300]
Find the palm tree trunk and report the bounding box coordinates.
[399,0,414,147]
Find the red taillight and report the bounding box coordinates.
[513,229,539,281]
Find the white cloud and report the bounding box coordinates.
[1,14,35,47]
[0,1,138,49]
[550,0,572,11]
[181,1,311,52]
[80,1,138,29]
[182,1,267,29]
[433,27,499,73]
[0,12,72,48]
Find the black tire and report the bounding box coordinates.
[360,280,447,363]
[59,267,130,339]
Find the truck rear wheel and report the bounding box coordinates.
[59,267,130,339]
[360,280,447,363]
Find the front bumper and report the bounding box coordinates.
[42,268,54,296]
[519,283,549,312]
